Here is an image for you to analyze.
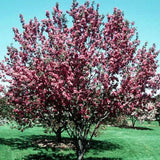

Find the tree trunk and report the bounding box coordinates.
[131,116,136,128]
[55,128,62,142]
[76,138,86,160]
[132,121,135,128]
[147,120,151,124]
[77,152,84,160]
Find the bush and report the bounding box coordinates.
[0,97,13,122]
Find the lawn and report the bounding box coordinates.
[0,121,160,160]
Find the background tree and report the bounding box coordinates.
[118,43,160,127]
[0,96,13,125]
[155,95,160,126]
[0,1,160,160]
[138,102,157,124]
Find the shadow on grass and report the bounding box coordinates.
[119,126,153,130]
[23,152,122,160]
[0,137,36,150]
[90,140,121,151]
[86,158,122,160]
[23,151,75,160]
[0,135,122,160]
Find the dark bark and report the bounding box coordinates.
[131,116,136,128]
[55,128,62,142]
[132,121,135,128]
[75,138,86,160]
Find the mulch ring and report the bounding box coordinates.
[33,138,75,150]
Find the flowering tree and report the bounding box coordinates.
[0,1,160,159]
[138,102,157,123]
[119,43,160,127]
[155,95,160,126]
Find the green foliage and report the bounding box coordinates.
[105,115,128,127]
[155,108,160,126]
[155,95,160,126]
[0,97,13,120]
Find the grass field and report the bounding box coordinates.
[0,121,160,160]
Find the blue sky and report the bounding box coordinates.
[0,0,160,68]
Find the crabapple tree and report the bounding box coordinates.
[0,1,160,160]
[119,43,160,127]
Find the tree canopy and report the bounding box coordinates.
[0,1,160,159]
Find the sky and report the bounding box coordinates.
[0,0,160,69]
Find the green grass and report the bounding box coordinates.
[0,121,160,160]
